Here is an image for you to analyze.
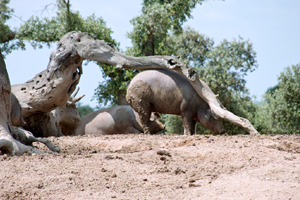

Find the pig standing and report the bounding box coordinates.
[75,105,164,135]
[126,69,225,135]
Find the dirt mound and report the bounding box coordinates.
[1,134,300,199]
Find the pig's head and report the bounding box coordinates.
[52,87,85,136]
[198,109,225,134]
[148,112,165,134]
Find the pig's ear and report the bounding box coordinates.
[208,109,219,120]
[204,109,211,119]
[150,112,161,121]
[153,112,161,118]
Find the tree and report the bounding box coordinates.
[255,63,300,134]
[16,0,117,48]
[0,48,59,155]
[198,36,257,134]
[118,0,208,133]
[265,85,279,96]
[0,1,259,154]
[127,0,205,56]
[1,0,117,55]
[0,0,25,56]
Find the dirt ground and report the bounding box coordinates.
[1,134,300,200]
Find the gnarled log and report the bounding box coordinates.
[12,40,83,118]
[18,31,258,136]
[11,32,83,137]
[3,30,258,155]
[0,49,59,155]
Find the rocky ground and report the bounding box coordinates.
[1,134,300,200]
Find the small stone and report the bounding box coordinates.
[157,150,172,157]
[105,155,114,159]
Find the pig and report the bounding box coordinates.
[10,93,26,127]
[126,69,225,135]
[51,91,84,136]
[74,105,165,135]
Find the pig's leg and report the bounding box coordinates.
[135,102,151,134]
[139,111,151,134]
[182,115,196,135]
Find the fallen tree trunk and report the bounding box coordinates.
[2,31,258,155]
[11,32,83,137]
[0,49,59,155]
[14,31,258,137]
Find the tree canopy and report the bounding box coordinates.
[255,63,300,134]
[16,0,117,48]
[0,0,25,56]
[127,0,205,56]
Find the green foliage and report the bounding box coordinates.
[93,64,138,107]
[164,27,214,65]
[265,84,279,96]
[1,0,117,55]
[77,103,94,118]
[161,114,184,134]
[0,0,13,23]
[255,63,300,134]
[93,78,120,107]
[16,0,117,48]
[254,93,277,134]
[127,0,204,56]
[0,0,25,56]
[0,0,13,43]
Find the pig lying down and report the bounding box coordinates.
[75,105,165,135]
[126,69,225,135]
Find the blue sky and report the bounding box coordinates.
[5,0,300,108]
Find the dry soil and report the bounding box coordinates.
[1,134,300,200]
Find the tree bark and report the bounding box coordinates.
[0,49,59,155]
[142,29,155,56]
[11,32,83,137]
